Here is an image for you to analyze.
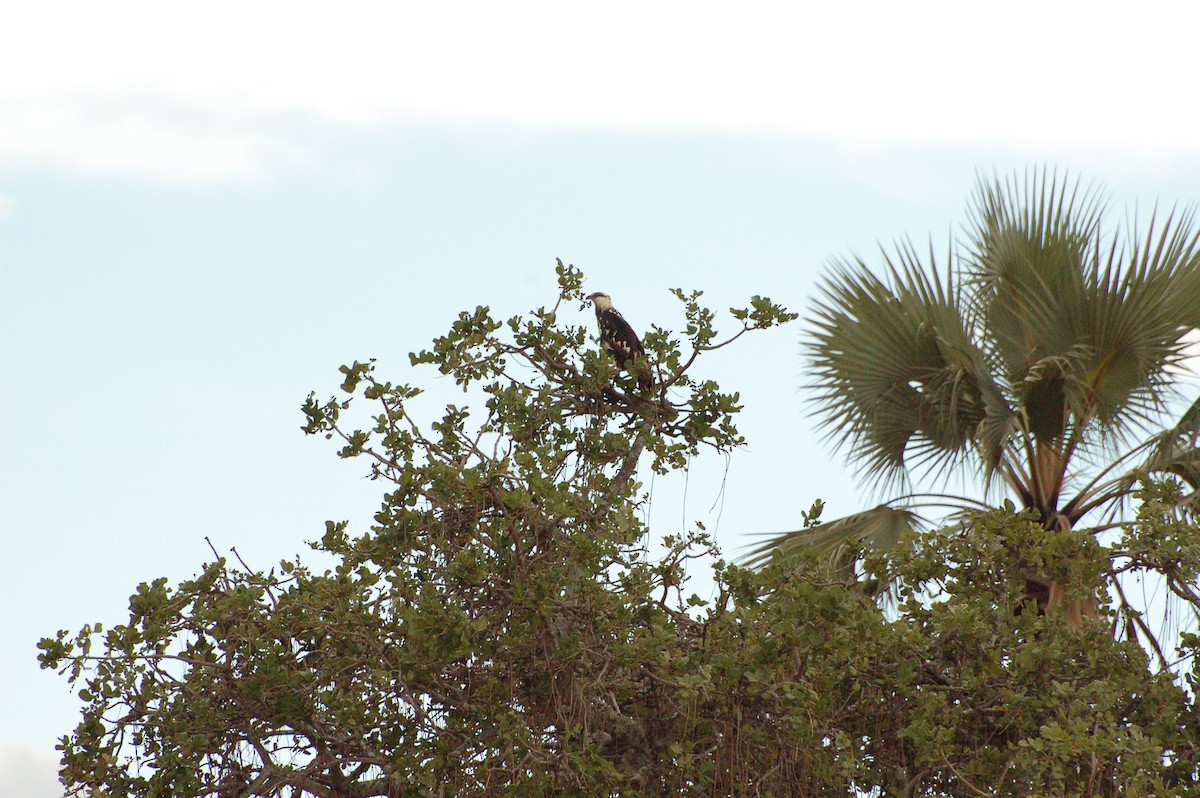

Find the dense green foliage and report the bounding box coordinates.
[40,265,1200,796]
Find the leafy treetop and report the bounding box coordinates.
[37,263,1200,796]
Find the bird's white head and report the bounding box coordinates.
[586,291,613,311]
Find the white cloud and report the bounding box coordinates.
[2,0,1199,183]
[0,97,303,184]
[0,743,61,798]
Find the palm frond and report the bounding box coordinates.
[1065,395,1200,522]
[807,241,1011,491]
[742,504,926,573]
[964,169,1106,445]
[1069,204,1200,437]
[964,169,1200,454]
[1136,394,1200,509]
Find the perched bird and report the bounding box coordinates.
[586,291,653,391]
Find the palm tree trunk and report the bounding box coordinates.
[1046,581,1099,627]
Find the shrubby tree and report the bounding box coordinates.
[41,264,1200,796]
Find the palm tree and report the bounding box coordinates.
[751,169,1200,641]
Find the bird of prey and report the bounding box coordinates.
[586,291,653,391]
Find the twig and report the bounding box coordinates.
[1111,577,1170,671]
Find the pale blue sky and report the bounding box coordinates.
[4,2,1200,794]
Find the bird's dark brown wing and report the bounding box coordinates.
[598,308,652,390]
[598,308,644,366]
